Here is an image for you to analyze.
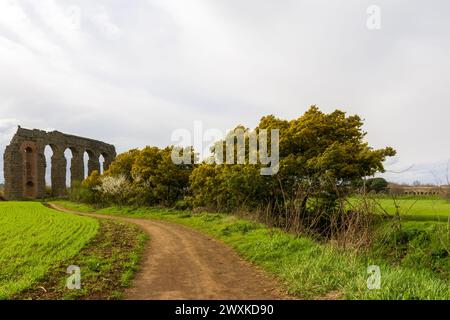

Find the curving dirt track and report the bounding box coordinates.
[49,204,292,300]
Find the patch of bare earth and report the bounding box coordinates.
[317,291,343,300]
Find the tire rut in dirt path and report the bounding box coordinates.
[49,204,293,300]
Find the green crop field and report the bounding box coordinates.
[349,197,450,220]
[0,202,99,299]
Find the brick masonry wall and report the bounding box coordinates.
[3,127,116,200]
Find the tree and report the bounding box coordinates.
[366,177,389,193]
[190,106,396,216]
[267,106,395,207]
[149,146,195,206]
[81,106,396,234]
[105,149,140,181]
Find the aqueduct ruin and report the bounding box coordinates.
[3,127,116,200]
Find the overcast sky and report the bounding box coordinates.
[0,0,449,184]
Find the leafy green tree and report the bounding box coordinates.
[266,107,394,205]
[366,177,389,193]
[190,106,396,215]
[149,147,195,206]
[105,149,140,181]
[82,170,101,189]
[189,163,222,208]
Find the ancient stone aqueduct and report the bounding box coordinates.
[390,185,450,196]
[3,127,116,200]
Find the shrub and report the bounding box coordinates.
[80,146,196,207]
[97,175,133,206]
[69,181,100,205]
[174,199,191,211]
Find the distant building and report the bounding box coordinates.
[388,184,450,196]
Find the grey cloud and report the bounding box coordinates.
[0,0,449,184]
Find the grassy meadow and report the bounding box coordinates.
[54,200,450,300]
[0,202,98,299]
[349,196,450,220]
[0,202,146,300]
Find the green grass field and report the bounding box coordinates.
[0,202,147,300]
[54,200,450,300]
[349,197,450,220]
[0,202,99,299]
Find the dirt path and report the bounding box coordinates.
[49,204,292,300]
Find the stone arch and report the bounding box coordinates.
[100,151,113,173]
[49,144,68,197]
[3,127,116,200]
[67,146,85,187]
[86,149,100,176]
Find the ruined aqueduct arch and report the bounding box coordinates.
[3,127,116,200]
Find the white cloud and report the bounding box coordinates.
[90,6,121,39]
[0,118,18,131]
[0,118,19,180]
[0,0,449,184]
[25,0,84,47]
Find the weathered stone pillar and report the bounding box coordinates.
[102,153,113,171]
[3,144,23,200]
[88,151,100,176]
[51,148,67,196]
[36,145,47,198]
[70,149,85,186]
